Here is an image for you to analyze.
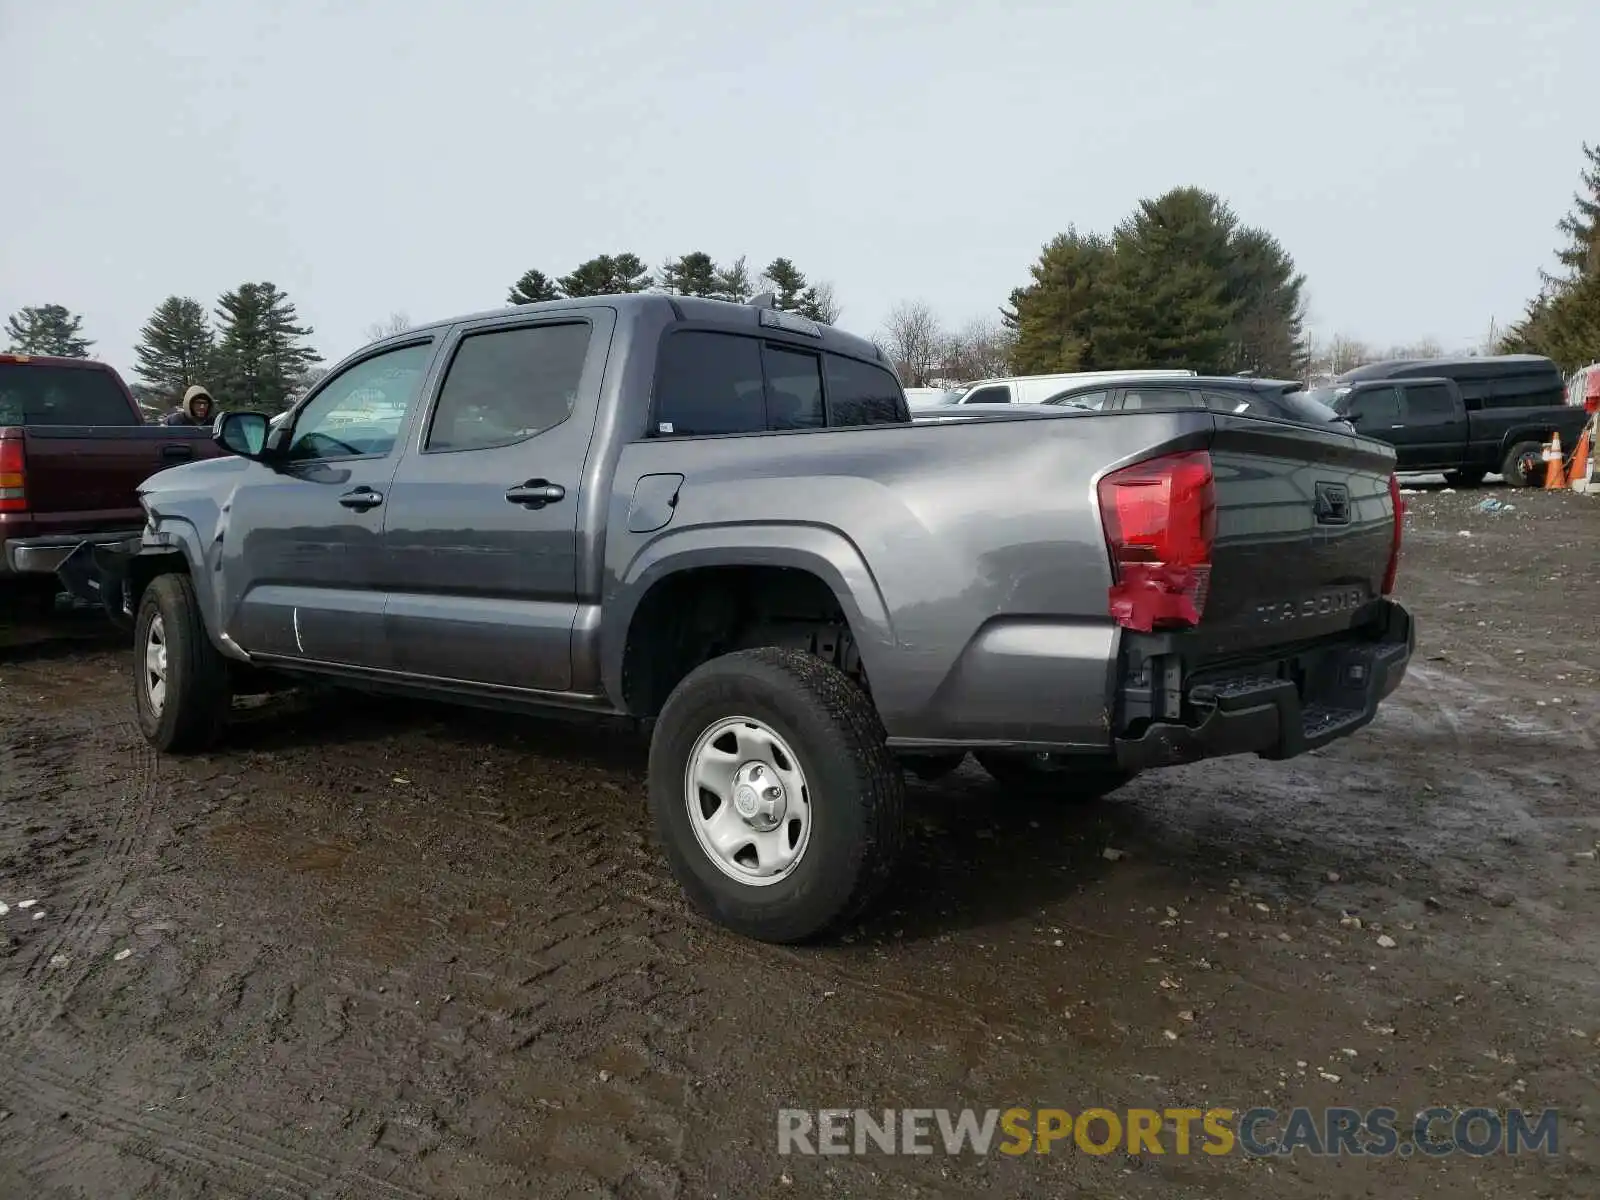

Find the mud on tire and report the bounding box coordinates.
[134,573,232,753]
[648,647,905,943]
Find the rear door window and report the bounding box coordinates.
[0,364,139,426]
[1401,383,1456,423]
[1118,387,1196,411]
[1202,389,1255,415]
[825,355,907,426]
[655,332,768,436]
[764,347,825,430]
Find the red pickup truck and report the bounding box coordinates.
[1,353,227,600]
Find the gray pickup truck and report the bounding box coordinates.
[99,293,1413,942]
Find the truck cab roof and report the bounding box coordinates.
[390,293,892,372]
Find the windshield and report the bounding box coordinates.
[0,362,140,426]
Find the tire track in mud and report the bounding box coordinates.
[2,713,160,1035]
[9,1056,430,1200]
[0,671,431,1200]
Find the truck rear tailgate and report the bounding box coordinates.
[1110,413,1410,768]
[18,426,211,535]
[1197,413,1399,659]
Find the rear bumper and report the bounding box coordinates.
[1114,599,1414,770]
[3,529,143,576]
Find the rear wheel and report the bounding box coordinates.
[134,573,231,753]
[1443,468,1487,488]
[648,647,904,943]
[974,750,1134,801]
[1500,441,1545,488]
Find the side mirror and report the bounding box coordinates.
[214,410,269,458]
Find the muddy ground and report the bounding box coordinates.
[1,482,1598,1199]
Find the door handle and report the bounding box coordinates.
[338,487,384,510]
[505,480,566,508]
[160,443,194,462]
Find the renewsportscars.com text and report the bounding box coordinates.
[777,1106,1560,1158]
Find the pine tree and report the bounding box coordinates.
[1006,189,1306,377]
[713,256,753,303]
[4,304,93,357]
[761,258,809,311]
[659,252,719,297]
[1220,227,1307,376]
[133,296,215,407]
[557,253,653,297]
[212,282,321,414]
[1004,229,1114,373]
[1506,140,1600,370]
[1550,140,1600,282]
[507,269,560,305]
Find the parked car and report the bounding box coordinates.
[944,369,1197,406]
[1305,355,1587,485]
[90,294,1412,943]
[0,353,228,607]
[914,376,1348,430]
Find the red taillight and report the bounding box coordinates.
[0,433,25,513]
[1098,449,1216,632]
[1382,472,1403,595]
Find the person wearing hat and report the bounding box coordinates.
[164,384,215,427]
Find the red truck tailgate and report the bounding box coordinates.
[0,356,223,543]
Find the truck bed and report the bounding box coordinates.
[609,403,1405,755]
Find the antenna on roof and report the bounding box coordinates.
[747,292,777,309]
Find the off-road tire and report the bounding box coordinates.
[648,647,905,943]
[134,573,231,753]
[974,750,1134,801]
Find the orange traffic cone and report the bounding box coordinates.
[1569,428,1592,489]
[1543,432,1567,490]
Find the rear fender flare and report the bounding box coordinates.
[602,523,894,713]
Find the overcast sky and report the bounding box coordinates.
[3,0,1596,376]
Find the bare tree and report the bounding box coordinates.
[1379,336,1444,360]
[807,280,842,324]
[364,311,413,341]
[879,300,944,386]
[940,316,1015,381]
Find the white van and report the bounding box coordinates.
[949,369,1196,406]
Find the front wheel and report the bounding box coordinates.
[648,647,905,943]
[133,573,232,753]
[974,750,1134,801]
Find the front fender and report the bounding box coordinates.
[600,522,895,709]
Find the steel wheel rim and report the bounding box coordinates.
[684,715,812,887]
[144,614,168,713]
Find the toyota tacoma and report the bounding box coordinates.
[94,294,1414,942]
